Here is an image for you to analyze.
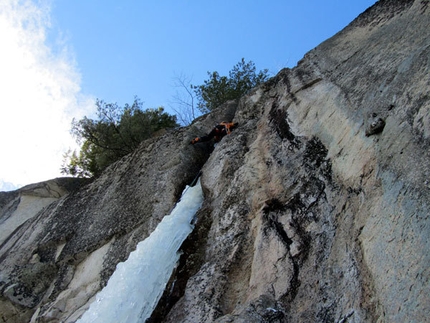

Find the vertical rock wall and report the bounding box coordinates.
[160,1,430,322]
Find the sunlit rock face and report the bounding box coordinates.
[156,1,430,322]
[1,0,429,322]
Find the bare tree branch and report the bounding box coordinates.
[169,72,201,125]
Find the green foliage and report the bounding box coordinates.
[193,58,269,113]
[61,97,178,177]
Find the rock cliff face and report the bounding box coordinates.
[1,1,429,322]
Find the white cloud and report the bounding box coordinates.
[0,0,94,189]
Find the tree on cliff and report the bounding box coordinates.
[61,97,179,177]
[193,58,269,114]
[170,59,269,124]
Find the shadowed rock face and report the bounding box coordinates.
[1,1,429,322]
[0,102,236,323]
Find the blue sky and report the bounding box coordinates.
[0,0,376,190]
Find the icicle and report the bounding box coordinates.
[77,180,203,323]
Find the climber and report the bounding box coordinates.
[190,122,238,145]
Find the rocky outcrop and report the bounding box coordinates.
[0,101,237,323]
[0,178,90,322]
[1,1,429,322]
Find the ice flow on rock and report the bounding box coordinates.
[77,181,203,323]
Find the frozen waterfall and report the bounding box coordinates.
[77,180,204,323]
